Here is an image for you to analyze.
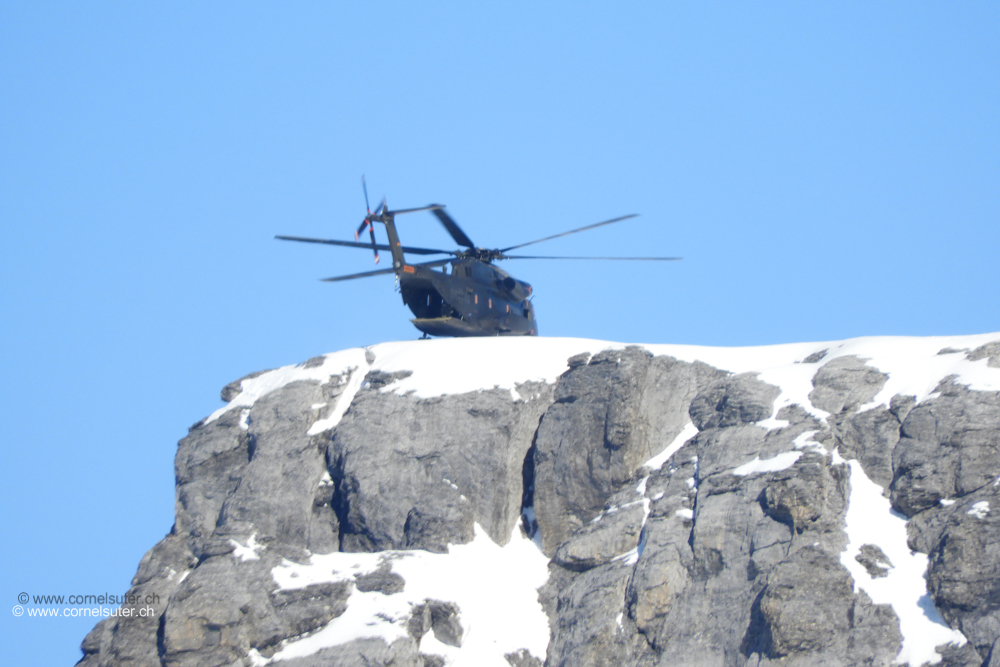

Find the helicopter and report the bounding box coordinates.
[276,179,681,337]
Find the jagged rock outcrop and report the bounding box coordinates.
[77,336,1000,667]
[329,376,552,553]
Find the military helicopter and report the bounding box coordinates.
[276,179,681,337]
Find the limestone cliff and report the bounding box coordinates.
[77,335,1000,667]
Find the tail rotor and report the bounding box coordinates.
[356,176,381,264]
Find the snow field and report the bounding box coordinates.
[209,333,1000,432]
[840,460,967,665]
[262,524,550,666]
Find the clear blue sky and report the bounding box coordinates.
[2,3,997,664]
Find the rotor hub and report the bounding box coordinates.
[460,248,504,263]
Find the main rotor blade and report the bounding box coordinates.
[321,266,398,282]
[388,204,445,216]
[431,208,476,248]
[501,255,682,261]
[275,235,457,256]
[361,175,371,213]
[320,258,453,282]
[500,214,639,252]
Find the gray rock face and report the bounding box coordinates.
[891,380,1000,516]
[828,397,913,489]
[533,348,726,554]
[272,637,422,667]
[77,339,1000,667]
[897,381,1000,659]
[329,378,552,553]
[925,485,1000,658]
[969,341,1000,368]
[808,355,887,414]
[855,544,893,577]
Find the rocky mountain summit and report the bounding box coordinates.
[77,335,1000,667]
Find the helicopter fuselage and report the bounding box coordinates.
[399,259,536,337]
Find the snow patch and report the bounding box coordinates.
[307,364,370,436]
[266,524,549,666]
[967,501,990,519]
[207,348,371,424]
[831,446,847,466]
[732,451,803,476]
[644,421,699,470]
[247,648,270,667]
[675,508,694,520]
[230,533,263,562]
[638,333,1000,429]
[370,337,626,399]
[208,334,1000,436]
[793,430,825,453]
[418,632,460,662]
[847,335,1000,413]
[841,460,966,665]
